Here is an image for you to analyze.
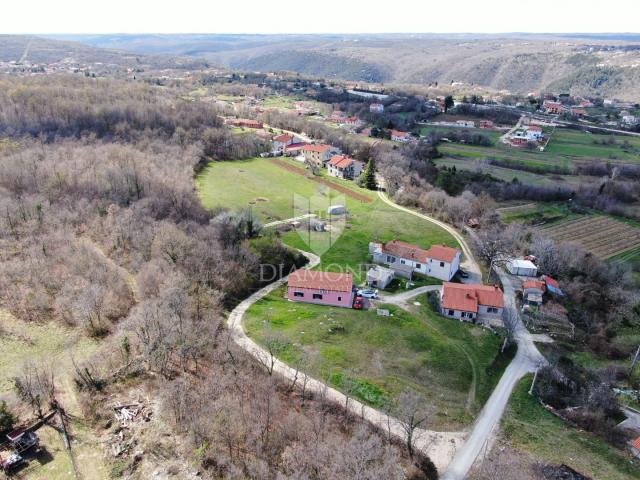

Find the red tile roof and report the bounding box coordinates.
[425,245,460,263]
[382,240,460,264]
[391,129,410,138]
[288,270,353,292]
[273,134,293,143]
[631,436,640,451]
[328,155,355,169]
[527,125,543,132]
[285,142,307,151]
[522,280,546,291]
[441,283,504,312]
[382,240,430,263]
[302,144,333,153]
[541,275,560,289]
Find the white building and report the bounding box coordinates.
[370,103,385,113]
[507,258,538,277]
[371,240,461,281]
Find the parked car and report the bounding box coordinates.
[353,297,364,310]
[356,289,378,299]
[457,269,469,279]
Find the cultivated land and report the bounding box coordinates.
[501,377,638,480]
[196,157,458,282]
[244,288,511,431]
[538,215,640,259]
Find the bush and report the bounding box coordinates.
[0,400,16,434]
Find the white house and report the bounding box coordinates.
[370,103,385,113]
[456,120,476,128]
[327,155,364,180]
[440,282,505,324]
[371,239,461,281]
[390,130,412,142]
[507,258,538,277]
[272,134,296,154]
[302,144,341,168]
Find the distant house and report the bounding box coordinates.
[370,103,385,113]
[287,270,354,308]
[522,279,546,306]
[227,118,263,129]
[571,108,587,117]
[366,265,395,289]
[456,120,476,128]
[440,282,505,324]
[302,144,341,168]
[543,100,565,115]
[623,115,638,125]
[390,129,412,142]
[371,240,461,281]
[343,116,364,127]
[273,134,295,153]
[507,259,538,277]
[327,155,364,180]
[479,120,494,129]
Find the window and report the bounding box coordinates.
[312,293,323,300]
[448,310,454,316]
[386,255,395,263]
[440,261,445,267]
[400,259,406,265]
[416,263,421,269]
[487,307,499,314]
[337,296,342,301]
[293,291,304,298]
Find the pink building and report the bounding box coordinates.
[287,270,354,308]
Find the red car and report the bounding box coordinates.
[353,296,364,310]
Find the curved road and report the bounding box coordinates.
[227,250,464,471]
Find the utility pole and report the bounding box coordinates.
[529,367,539,396]
[630,345,640,375]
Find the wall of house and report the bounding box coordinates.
[287,286,354,308]
[440,307,477,322]
[477,305,504,324]
[440,305,503,324]
[374,252,460,281]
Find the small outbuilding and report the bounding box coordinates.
[507,258,538,277]
[366,266,395,289]
[327,205,347,215]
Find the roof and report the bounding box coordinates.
[542,275,564,295]
[382,240,460,264]
[425,245,460,263]
[285,142,307,151]
[328,155,355,169]
[367,266,394,281]
[522,280,546,291]
[273,134,293,143]
[288,270,353,292]
[631,436,640,451]
[302,144,333,153]
[382,240,430,263]
[441,282,505,312]
[509,259,537,270]
[527,125,543,132]
[391,129,410,137]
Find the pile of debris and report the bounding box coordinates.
[110,402,152,457]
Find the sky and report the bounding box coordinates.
[1,0,639,34]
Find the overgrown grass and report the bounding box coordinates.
[245,288,508,430]
[502,376,639,480]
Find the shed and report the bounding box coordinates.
[507,259,538,277]
[390,263,413,280]
[327,205,347,215]
[366,266,395,289]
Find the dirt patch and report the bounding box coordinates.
[255,197,269,202]
[269,158,373,203]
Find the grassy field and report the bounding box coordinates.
[0,309,107,479]
[245,289,510,430]
[419,126,503,143]
[502,376,639,480]
[196,157,458,283]
[496,202,577,225]
[545,129,640,162]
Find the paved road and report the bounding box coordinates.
[377,189,482,284]
[442,268,546,479]
[226,251,465,471]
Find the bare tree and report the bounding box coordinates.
[13,361,56,418]
[395,389,432,459]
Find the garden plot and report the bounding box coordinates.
[539,216,640,259]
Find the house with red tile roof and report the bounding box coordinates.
[302,144,341,167]
[440,282,504,324]
[272,133,295,153]
[370,239,461,281]
[390,129,412,142]
[327,155,364,180]
[284,142,308,156]
[522,279,546,306]
[543,100,566,115]
[287,270,354,308]
[227,118,263,129]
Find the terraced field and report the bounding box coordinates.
[539,215,640,259]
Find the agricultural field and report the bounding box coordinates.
[538,215,640,259]
[245,289,511,430]
[501,376,639,480]
[496,202,577,224]
[419,126,504,144]
[545,129,640,162]
[196,157,458,282]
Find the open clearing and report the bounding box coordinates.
[538,215,640,259]
[245,289,511,431]
[197,157,458,282]
[502,376,638,480]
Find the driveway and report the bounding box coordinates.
[378,285,441,308]
[442,268,546,480]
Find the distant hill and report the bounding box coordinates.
[51,33,640,101]
[0,35,210,70]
